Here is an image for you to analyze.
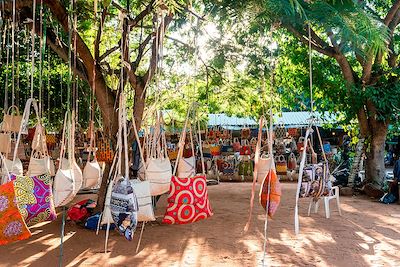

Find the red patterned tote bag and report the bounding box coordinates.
[163,175,213,224]
[0,181,31,245]
[259,169,282,217]
[10,174,57,226]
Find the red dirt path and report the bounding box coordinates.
[0,183,400,266]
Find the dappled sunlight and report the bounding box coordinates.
[0,183,400,266]
[18,232,76,266]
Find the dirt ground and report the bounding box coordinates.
[0,182,400,267]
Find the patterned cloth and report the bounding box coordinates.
[163,175,213,225]
[10,174,57,226]
[0,182,31,245]
[110,179,139,241]
[260,169,281,217]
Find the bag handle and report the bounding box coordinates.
[173,105,192,176]
[197,119,205,175]
[132,112,148,180]
[0,152,11,182]
[12,98,41,168]
[6,105,20,116]
[295,127,312,235]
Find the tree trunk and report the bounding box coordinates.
[365,120,388,186]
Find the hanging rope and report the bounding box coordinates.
[308,24,314,118]
[30,0,37,99]
[11,0,16,107]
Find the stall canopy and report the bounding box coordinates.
[208,112,337,129]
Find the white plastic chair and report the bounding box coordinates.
[307,186,342,218]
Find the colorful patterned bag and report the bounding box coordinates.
[232,138,241,152]
[259,169,281,217]
[240,140,251,156]
[110,178,139,241]
[238,159,253,176]
[163,175,213,224]
[96,139,114,163]
[275,155,287,176]
[10,173,57,226]
[0,181,31,245]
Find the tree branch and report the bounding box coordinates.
[94,7,108,61]
[128,0,156,28]
[132,34,152,72]
[384,0,400,26]
[283,23,336,57]
[99,42,120,62]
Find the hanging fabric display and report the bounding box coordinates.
[1,106,22,133]
[0,181,32,245]
[10,173,57,226]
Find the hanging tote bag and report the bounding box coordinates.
[245,115,276,231]
[1,158,23,183]
[0,181,31,245]
[221,139,234,155]
[275,155,287,176]
[257,154,275,183]
[288,152,297,170]
[241,127,250,139]
[130,179,155,222]
[143,115,172,196]
[232,137,241,152]
[162,175,213,225]
[110,178,139,241]
[1,105,22,133]
[0,122,11,154]
[27,123,51,177]
[240,140,251,155]
[297,136,305,152]
[210,143,221,156]
[82,150,102,189]
[259,168,281,217]
[53,112,76,207]
[10,173,57,226]
[164,107,213,225]
[83,120,102,190]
